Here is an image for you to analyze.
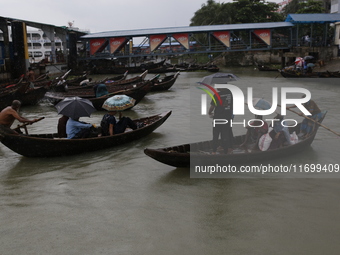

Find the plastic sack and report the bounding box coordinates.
[290,131,299,145]
[258,128,273,151]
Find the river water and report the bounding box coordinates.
[0,68,340,255]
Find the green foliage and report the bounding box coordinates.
[190,0,284,26]
[231,0,283,23]
[282,0,300,16]
[283,0,326,15]
[296,0,325,13]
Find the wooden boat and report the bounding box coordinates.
[63,71,148,93]
[47,75,152,97]
[144,111,327,168]
[92,60,166,74]
[17,78,52,106]
[0,111,172,157]
[147,65,180,74]
[279,69,340,78]
[44,79,154,110]
[104,70,148,85]
[51,71,129,92]
[206,65,220,72]
[65,73,88,86]
[1,77,27,109]
[150,71,180,92]
[255,62,279,71]
[1,77,51,109]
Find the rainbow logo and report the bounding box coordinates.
[197,82,222,106]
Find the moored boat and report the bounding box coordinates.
[45,79,154,110]
[279,69,340,78]
[150,71,180,92]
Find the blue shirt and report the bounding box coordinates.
[66,118,92,139]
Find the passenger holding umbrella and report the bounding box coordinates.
[100,95,137,136]
[55,97,99,139]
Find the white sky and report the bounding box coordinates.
[2,0,284,34]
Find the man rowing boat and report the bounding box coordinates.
[0,100,38,132]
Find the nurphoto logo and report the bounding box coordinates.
[199,83,312,128]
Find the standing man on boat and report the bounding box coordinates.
[0,100,37,132]
[208,88,234,154]
[287,97,322,138]
[26,67,36,89]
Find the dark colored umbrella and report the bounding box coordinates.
[55,96,96,119]
[199,72,240,85]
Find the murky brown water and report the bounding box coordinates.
[0,68,339,255]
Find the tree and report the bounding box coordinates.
[190,0,225,26]
[190,0,283,26]
[282,0,300,16]
[282,0,326,15]
[296,0,325,13]
[231,0,283,24]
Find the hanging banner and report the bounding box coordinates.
[253,29,271,46]
[149,35,167,51]
[109,37,128,54]
[90,39,107,55]
[173,33,189,49]
[212,31,230,47]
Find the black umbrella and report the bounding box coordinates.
[55,96,96,119]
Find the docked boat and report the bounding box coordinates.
[92,60,166,74]
[150,71,180,92]
[278,69,340,78]
[206,65,220,72]
[0,111,171,157]
[1,76,52,109]
[144,111,327,168]
[255,62,279,71]
[45,79,154,110]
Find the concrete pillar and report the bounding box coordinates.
[11,21,29,78]
[0,18,12,77]
[68,32,78,70]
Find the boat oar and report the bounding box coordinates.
[282,106,340,137]
[14,117,45,135]
[274,70,281,79]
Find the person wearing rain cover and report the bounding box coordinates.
[208,88,234,154]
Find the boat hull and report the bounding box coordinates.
[0,111,171,157]
[144,112,327,168]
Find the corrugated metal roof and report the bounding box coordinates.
[285,13,340,24]
[81,22,293,39]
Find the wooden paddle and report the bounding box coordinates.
[283,107,340,137]
[15,117,45,135]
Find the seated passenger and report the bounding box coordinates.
[101,111,137,136]
[57,115,69,138]
[240,115,268,150]
[94,84,108,97]
[66,117,97,139]
[80,78,92,86]
[268,114,291,150]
